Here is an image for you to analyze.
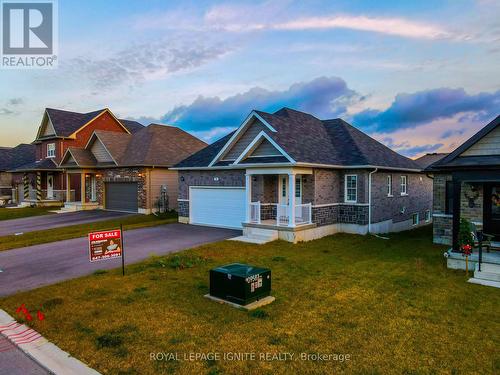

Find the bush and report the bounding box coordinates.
[458,218,474,250]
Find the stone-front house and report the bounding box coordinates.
[11,108,206,213]
[58,125,206,213]
[173,108,433,243]
[426,115,500,278]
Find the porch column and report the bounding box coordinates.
[23,173,29,200]
[66,173,71,203]
[452,176,462,252]
[245,174,251,223]
[288,173,296,227]
[36,172,42,201]
[80,172,86,204]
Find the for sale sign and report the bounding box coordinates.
[88,229,122,262]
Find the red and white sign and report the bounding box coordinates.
[88,229,122,262]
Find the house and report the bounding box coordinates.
[10,108,206,213]
[426,115,500,274]
[414,153,448,169]
[173,108,433,243]
[58,125,206,213]
[0,144,36,205]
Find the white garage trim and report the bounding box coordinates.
[189,186,245,229]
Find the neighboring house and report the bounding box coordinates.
[11,108,206,214]
[173,108,432,243]
[58,125,206,213]
[11,108,144,207]
[426,115,500,250]
[0,144,36,204]
[414,153,448,169]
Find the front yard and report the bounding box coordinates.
[0,206,53,221]
[1,226,498,374]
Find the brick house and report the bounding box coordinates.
[426,115,500,274]
[0,144,35,205]
[173,108,433,243]
[11,108,206,213]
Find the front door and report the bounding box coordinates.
[90,175,97,201]
[484,183,500,239]
[47,174,54,199]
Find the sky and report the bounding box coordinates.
[0,0,499,158]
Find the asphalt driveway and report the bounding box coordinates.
[0,210,132,237]
[0,224,239,297]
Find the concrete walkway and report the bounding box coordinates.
[0,210,132,237]
[0,224,239,297]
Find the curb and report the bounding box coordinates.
[0,309,100,375]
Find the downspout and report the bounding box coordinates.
[368,168,378,234]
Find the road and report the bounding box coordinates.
[0,224,239,297]
[0,210,132,237]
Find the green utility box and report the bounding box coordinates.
[209,263,271,306]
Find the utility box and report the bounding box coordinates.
[209,263,271,306]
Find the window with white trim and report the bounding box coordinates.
[400,175,408,195]
[425,210,431,222]
[387,175,393,196]
[47,143,56,158]
[345,175,357,203]
[412,213,419,226]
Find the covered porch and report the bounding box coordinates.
[63,169,101,211]
[17,171,73,207]
[244,167,313,228]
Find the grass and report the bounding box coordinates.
[0,212,178,251]
[0,206,53,221]
[1,226,499,374]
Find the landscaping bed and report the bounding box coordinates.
[1,226,498,374]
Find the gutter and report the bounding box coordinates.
[368,167,378,233]
[171,163,422,172]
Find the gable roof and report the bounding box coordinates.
[427,115,500,170]
[11,157,58,172]
[414,153,448,169]
[0,144,36,171]
[175,108,421,170]
[61,124,206,168]
[38,108,135,139]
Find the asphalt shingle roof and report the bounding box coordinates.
[175,108,421,170]
[414,153,448,169]
[0,144,36,171]
[12,158,58,171]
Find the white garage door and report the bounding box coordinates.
[190,187,245,229]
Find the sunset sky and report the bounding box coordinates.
[0,0,498,158]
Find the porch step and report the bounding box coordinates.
[229,235,270,244]
[229,228,279,245]
[467,278,500,288]
[474,262,500,282]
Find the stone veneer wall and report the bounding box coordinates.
[432,173,453,245]
[460,182,483,224]
[96,168,148,210]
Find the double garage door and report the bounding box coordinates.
[105,182,138,213]
[190,187,245,229]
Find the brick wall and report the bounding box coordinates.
[178,170,245,200]
[96,168,147,209]
[432,173,453,245]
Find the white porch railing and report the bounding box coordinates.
[277,204,289,226]
[250,201,261,224]
[295,203,312,225]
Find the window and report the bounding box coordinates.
[295,176,302,198]
[47,143,55,158]
[425,210,431,222]
[281,176,287,199]
[412,213,419,226]
[400,175,408,195]
[345,175,357,203]
[445,180,454,214]
[387,175,393,196]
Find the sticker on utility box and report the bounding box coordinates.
[246,274,263,292]
[88,229,122,262]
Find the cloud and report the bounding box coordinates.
[397,143,444,157]
[160,76,359,135]
[0,108,14,116]
[63,39,231,91]
[274,15,456,40]
[352,88,500,132]
[440,128,466,139]
[8,98,23,106]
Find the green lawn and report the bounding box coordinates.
[0,207,54,221]
[0,212,178,251]
[1,226,498,375]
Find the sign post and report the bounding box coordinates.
[120,224,125,276]
[88,228,125,275]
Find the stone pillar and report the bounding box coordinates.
[245,174,252,223]
[36,172,42,201]
[288,173,296,227]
